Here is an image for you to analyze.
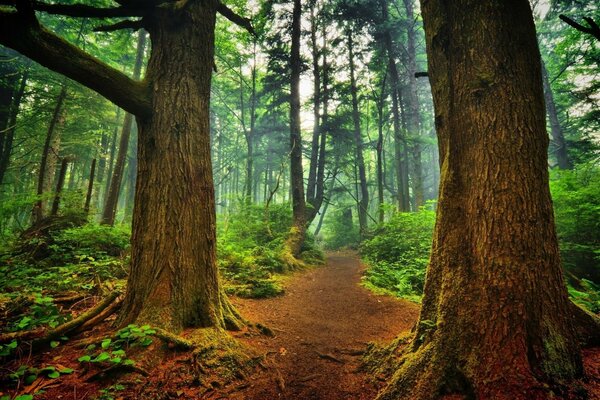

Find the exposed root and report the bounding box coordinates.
[220,291,246,331]
[86,363,149,382]
[73,296,123,334]
[0,291,121,347]
[153,327,195,349]
[569,301,600,347]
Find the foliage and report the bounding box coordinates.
[360,206,436,301]
[551,163,600,311]
[218,202,322,298]
[321,207,360,250]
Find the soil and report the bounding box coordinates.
[3,251,600,400]
[230,251,420,400]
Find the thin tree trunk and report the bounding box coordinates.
[0,63,29,187]
[379,0,410,211]
[101,31,146,226]
[376,74,387,224]
[84,158,96,214]
[34,84,67,223]
[50,157,69,216]
[541,59,571,169]
[378,1,583,398]
[347,30,369,237]
[306,4,321,206]
[286,0,307,258]
[403,0,424,208]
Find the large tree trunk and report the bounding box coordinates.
[541,59,571,169]
[118,2,240,332]
[285,0,306,258]
[347,30,369,237]
[306,4,321,210]
[378,1,582,399]
[101,31,146,226]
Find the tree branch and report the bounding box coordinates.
[559,14,600,41]
[0,11,152,117]
[216,2,254,35]
[0,0,146,18]
[94,19,143,32]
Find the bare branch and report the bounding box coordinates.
[0,0,145,18]
[0,10,152,117]
[94,19,143,32]
[216,2,254,35]
[559,14,600,41]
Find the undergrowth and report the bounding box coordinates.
[361,164,600,313]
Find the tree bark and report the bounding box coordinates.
[33,84,67,223]
[347,30,369,238]
[84,158,96,214]
[117,2,242,332]
[0,63,28,187]
[541,59,571,169]
[101,31,146,226]
[306,4,321,208]
[379,0,410,211]
[378,1,583,398]
[50,157,69,216]
[403,0,424,208]
[285,0,307,258]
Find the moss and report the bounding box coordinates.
[541,326,579,379]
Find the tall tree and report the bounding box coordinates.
[0,0,253,333]
[286,0,307,258]
[347,28,369,237]
[101,30,146,226]
[377,1,590,398]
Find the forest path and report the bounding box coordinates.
[230,251,420,400]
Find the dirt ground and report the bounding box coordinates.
[5,252,600,400]
[229,251,420,400]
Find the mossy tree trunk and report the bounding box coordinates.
[0,0,252,334]
[117,2,241,332]
[286,0,306,258]
[378,1,583,399]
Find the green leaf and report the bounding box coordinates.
[59,367,74,374]
[78,355,91,362]
[101,338,112,349]
[93,352,111,362]
[48,371,60,379]
[50,341,60,348]
[24,374,37,384]
[15,395,34,400]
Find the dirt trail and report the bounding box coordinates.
[230,252,420,400]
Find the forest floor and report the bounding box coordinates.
[229,251,420,399]
[6,251,600,400]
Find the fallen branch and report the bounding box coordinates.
[0,291,120,346]
[316,351,344,364]
[72,296,123,334]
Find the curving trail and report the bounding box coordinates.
[230,252,420,400]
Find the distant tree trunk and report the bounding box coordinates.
[101,108,121,208]
[285,0,307,258]
[403,0,424,208]
[306,4,321,208]
[378,1,583,398]
[34,84,67,223]
[50,157,69,216]
[375,74,387,224]
[379,0,410,211]
[118,3,242,332]
[84,158,96,214]
[101,31,146,226]
[347,30,369,237]
[541,59,571,169]
[0,63,29,187]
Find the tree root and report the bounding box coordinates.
[569,301,600,347]
[220,291,245,331]
[153,327,195,349]
[0,291,121,346]
[72,296,123,334]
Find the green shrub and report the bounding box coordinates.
[360,206,436,301]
